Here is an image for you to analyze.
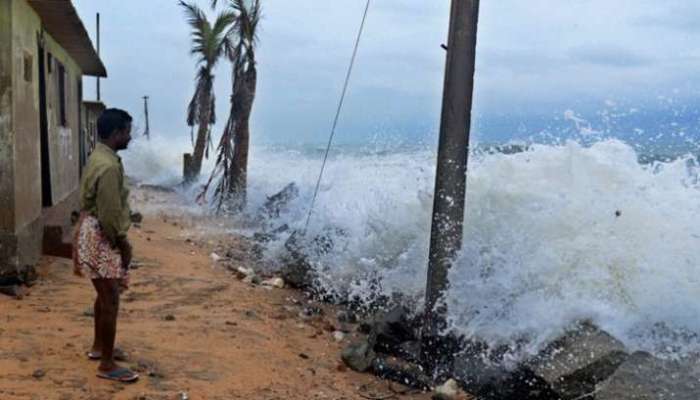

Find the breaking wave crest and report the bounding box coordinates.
[122,135,700,358]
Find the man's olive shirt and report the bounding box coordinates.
[79,142,131,246]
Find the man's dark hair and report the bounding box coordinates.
[97,108,133,140]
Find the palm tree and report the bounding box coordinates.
[180,1,234,183]
[199,0,261,211]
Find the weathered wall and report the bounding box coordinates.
[44,31,81,206]
[0,0,15,230]
[3,0,84,269]
[11,0,42,236]
[0,0,17,272]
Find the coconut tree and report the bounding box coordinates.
[180,1,234,183]
[199,0,261,211]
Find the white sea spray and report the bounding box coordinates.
[121,134,700,359]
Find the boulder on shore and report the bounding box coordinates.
[454,322,629,400]
[341,338,377,372]
[527,321,629,399]
[360,305,417,354]
[596,351,700,400]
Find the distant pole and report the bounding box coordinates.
[422,0,480,371]
[143,95,150,139]
[96,12,101,101]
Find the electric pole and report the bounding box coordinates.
[422,0,480,374]
[143,95,150,139]
[96,13,100,101]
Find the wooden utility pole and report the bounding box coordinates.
[422,0,480,372]
[143,95,150,139]
[96,13,101,101]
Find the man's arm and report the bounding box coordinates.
[96,166,131,265]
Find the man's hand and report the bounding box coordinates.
[116,238,133,270]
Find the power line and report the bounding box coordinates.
[303,0,371,233]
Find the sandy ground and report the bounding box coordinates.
[0,188,439,400]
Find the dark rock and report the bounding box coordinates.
[342,339,377,372]
[32,369,45,379]
[0,265,37,287]
[281,231,313,289]
[280,228,348,289]
[0,273,22,287]
[397,340,422,364]
[596,351,700,400]
[258,183,299,220]
[372,356,432,390]
[163,314,176,321]
[0,285,26,299]
[336,310,358,324]
[362,306,417,354]
[298,353,310,360]
[19,265,37,285]
[527,321,628,399]
[454,341,557,400]
[130,211,143,224]
[252,224,290,244]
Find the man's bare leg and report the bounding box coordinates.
[92,278,120,372]
[90,288,103,355]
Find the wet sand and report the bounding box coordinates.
[0,188,437,400]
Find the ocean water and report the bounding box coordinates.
[121,134,700,360]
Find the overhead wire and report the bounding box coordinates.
[303,0,372,233]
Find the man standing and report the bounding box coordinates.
[73,108,139,383]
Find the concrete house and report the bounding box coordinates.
[0,0,107,281]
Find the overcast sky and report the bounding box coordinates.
[72,0,700,146]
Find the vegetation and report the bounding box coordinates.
[180,1,234,183]
[199,0,261,211]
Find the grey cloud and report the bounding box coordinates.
[636,4,700,33]
[568,45,654,68]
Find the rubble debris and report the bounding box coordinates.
[432,379,461,400]
[261,277,285,289]
[333,331,346,342]
[32,369,46,379]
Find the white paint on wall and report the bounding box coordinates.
[58,126,72,160]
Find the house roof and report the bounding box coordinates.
[27,0,107,77]
[83,100,106,111]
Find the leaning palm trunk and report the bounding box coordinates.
[198,0,260,212]
[228,65,257,209]
[180,1,233,184]
[198,61,256,212]
[189,90,212,181]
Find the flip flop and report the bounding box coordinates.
[87,347,129,361]
[96,367,139,383]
